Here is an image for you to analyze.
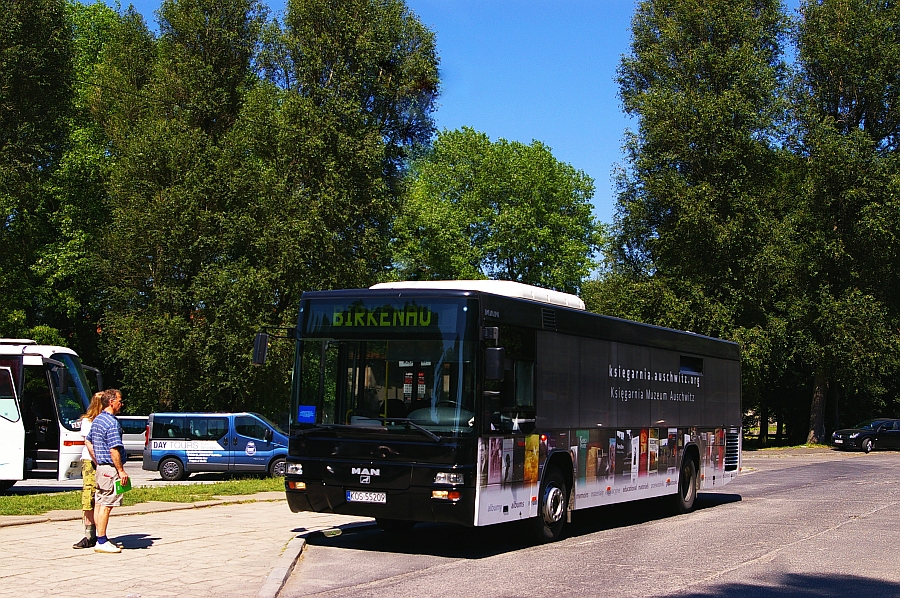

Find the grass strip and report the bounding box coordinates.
[0,476,284,517]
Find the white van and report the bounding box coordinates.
[117,415,148,457]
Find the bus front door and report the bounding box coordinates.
[0,366,25,484]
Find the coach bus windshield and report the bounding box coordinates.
[292,297,477,437]
[50,353,94,430]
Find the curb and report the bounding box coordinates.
[256,534,306,598]
[256,520,378,598]
[0,493,286,528]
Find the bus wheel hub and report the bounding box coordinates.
[542,485,565,524]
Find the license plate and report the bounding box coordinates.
[834,439,843,444]
[346,490,387,504]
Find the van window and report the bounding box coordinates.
[152,416,186,439]
[235,416,268,440]
[187,417,229,440]
[120,418,147,435]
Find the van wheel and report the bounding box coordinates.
[531,467,567,543]
[673,457,698,514]
[269,457,286,477]
[159,457,186,481]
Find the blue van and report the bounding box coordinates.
[143,412,288,481]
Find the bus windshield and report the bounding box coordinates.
[295,337,476,437]
[51,353,93,430]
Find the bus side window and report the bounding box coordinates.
[515,360,534,407]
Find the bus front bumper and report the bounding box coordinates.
[285,478,474,526]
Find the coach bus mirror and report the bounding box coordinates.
[485,347,505,380]
[252,332,269,365]
[83,364,103,392]
[57,367,69,395]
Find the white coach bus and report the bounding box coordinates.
[0,339,101,491]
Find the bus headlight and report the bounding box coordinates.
[434,472,464,484]
[287,463,303,475]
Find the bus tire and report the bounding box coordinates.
[673,456,698,514]
[269,457,286,477]
[531,467,567,543]
[376,518,415,534]
[0,480,15,493]
[159,457,186,481]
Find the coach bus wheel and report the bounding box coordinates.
[159,457,186,481]
[673,457,698,514]
[269,457,286,477]
[376,518,416,535]
[531,467,567,543]
[863,438,873,453]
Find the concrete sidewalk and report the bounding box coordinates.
[0,493,374,598]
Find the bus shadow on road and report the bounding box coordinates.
[304,492,742,559]
[565,492,741,538]
[676,573,900,597]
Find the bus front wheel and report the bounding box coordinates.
[673,457,698,514]
[531,467,567,543]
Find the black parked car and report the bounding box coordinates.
[832,419,900,453]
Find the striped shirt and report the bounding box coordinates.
[87,411,125,466]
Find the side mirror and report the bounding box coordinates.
[264,427,273,442]
[83,365,103,392]
[57,367,69,396]
[252,332,269,365]
[485,347,505,381]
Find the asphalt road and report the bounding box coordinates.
[280,449,900,598]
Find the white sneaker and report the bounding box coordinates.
[94,541,122,554]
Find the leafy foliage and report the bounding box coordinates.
[395,127,602,294]
[600,0,900,441]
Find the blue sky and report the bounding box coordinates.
[106,0,800,224]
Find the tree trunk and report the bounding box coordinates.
[759,401,768,447]
[776,412,783,443]
[807,373,828,444]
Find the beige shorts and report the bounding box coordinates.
[81,460,96,511]
[95,464,123,508]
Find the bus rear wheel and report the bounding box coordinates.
[673,457,698,514]
[531,467,567,543]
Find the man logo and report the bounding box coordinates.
[360,475,371,484]
[351,467,380,476]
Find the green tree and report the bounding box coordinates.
[94,0,267,414]
[598,0,793,437]
[793,0,900,442]
[394,127,601,294]
[0,0,73,341]
[93,0,439,417]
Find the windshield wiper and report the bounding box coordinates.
[384,418,442,443]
